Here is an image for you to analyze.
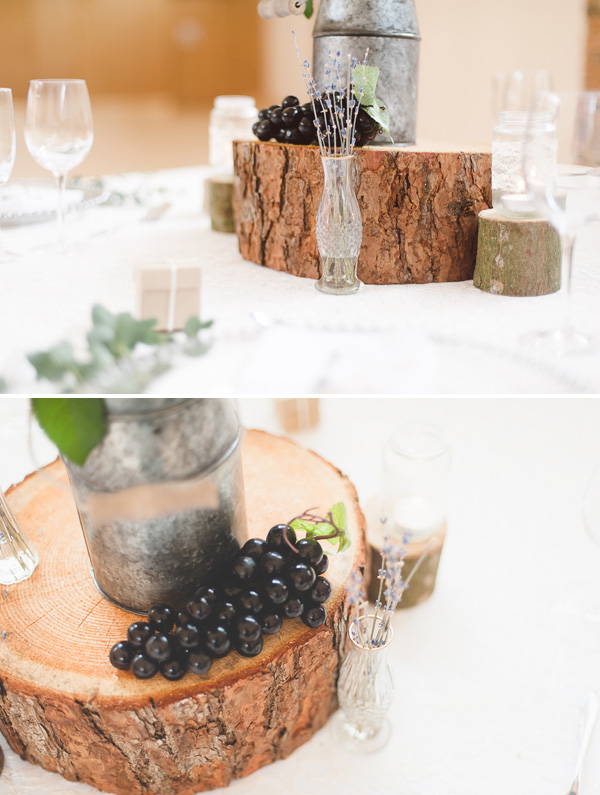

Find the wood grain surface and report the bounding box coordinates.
[0,430,365,795]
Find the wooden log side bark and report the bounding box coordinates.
[232,141,492,284]
[0,431,366,795]
[473,209,561,296]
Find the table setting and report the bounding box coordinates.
[0,396,599,795]
[0,0,598,393]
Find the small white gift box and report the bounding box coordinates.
[135,260,201,331]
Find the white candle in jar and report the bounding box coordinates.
[392,495,443,543]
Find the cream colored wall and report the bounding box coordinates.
[257,0,588,146]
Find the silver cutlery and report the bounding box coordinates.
[567,691,599,795]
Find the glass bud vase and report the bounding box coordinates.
[315,154,363,295]
[336,615,394,751]
[0,487,39,585]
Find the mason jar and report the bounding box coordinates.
[380,422,450,544]
[492,110,556,218]
[63,398,247,613]
[209,95,258,173]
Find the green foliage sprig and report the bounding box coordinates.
[26,304,212,394]
[287,502,351,554]
[303,0,313,18]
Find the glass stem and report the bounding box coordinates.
[56,172,67,251]
[559,230,576,334]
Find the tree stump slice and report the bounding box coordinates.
[206,175,235,234]
[473,209,561,296]
[232,141,492,285]
[0,430,365,795]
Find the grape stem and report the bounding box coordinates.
[284,507,345,552]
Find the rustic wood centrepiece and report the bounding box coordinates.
[0,431,366,795]
[233,141,492,284]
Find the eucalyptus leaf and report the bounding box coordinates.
[303,0,313,18]
[184,316,213,339]
[353,65,380,108]
[32,397,107,466]
[28,341,80,383]
[91,304,116,330]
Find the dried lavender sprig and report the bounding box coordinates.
[375,536,438,645]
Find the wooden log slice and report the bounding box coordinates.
[0,430,365,795]
[233,141,492,284]
[473,209,561,296]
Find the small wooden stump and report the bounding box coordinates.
[233,141,492,285]
[0,431,365,795]
[206,175,234,233]
[473,209,561,296]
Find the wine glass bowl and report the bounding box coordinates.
[0,87,18,261]
[24,79,93,250]
[521,91,600,354]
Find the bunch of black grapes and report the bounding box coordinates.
[253,94,379,148]
[109,524,332,680]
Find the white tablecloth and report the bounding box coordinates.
[0,397,599,795]
[1,168,599,394]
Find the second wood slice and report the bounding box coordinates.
[0,430,365,795]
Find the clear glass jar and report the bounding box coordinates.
[209,95,258,173]
[381,422,450,544]
[492,110,556,218]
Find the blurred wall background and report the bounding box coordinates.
[0,0,591,174]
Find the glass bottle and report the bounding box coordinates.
[0,487,39,585]
[315,154,363,295]
[492,110,556,218]
[209,95,258,173]
[337,615,394,751]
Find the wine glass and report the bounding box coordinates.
[24,79,93,251]
[521,91,600,354]
[0,88,17,261]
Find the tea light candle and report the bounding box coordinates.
[392,495,444,543]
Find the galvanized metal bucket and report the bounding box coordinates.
[312,0,420,145]
[64,398,247,613]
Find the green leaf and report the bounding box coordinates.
[353,65,380,108]
[363,98,393,142]
[31,398,107,466]
[91,304,116,330]
[303,0,313,18]
[290,518,317,536]
[337,533,351,553]
[331,502,347,534]
[28,341,79,383]
[184,316,213,339]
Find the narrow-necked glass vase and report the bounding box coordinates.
[315,154,363,295]
[0,487,39,585]
[336,614,394,751]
